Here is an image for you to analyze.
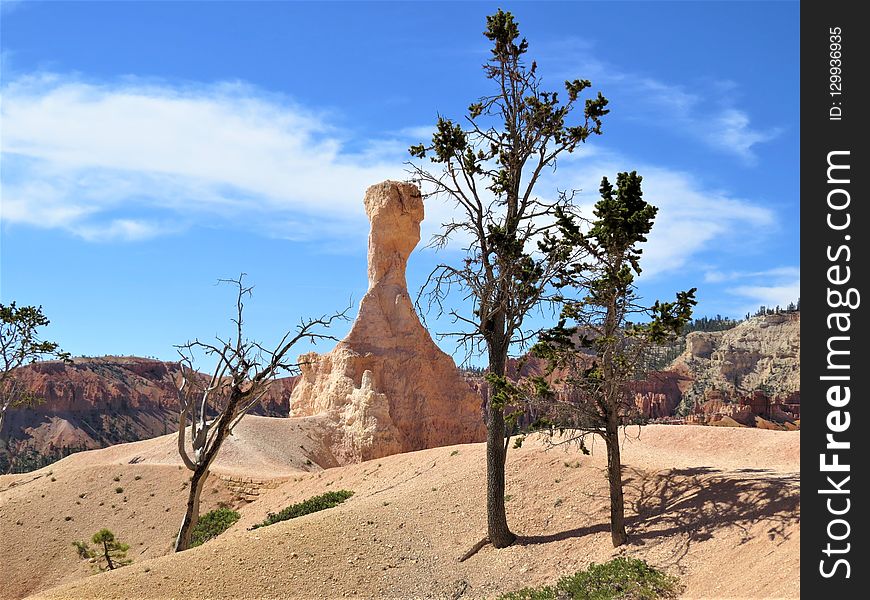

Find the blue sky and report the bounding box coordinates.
[0,1,799,366]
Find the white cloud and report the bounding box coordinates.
[731,282,800,310]
[1,73,784,282]
[630,81,781,165]
[699,266,800,313]
[77,219,171,242]
[544,156,775,278]
[637,78,700,113]
[1,74,401,241]
[704,266,800,284]
[706,109,783,164]
[546,43,782,163]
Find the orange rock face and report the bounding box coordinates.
[290,181,486,462]
[2,356,296,471]
[631,371,692,419]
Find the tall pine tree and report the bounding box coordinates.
[409,9,608,549]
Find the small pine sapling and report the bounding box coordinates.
[73,528,132,571]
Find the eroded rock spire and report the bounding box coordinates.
[289,181,485,462]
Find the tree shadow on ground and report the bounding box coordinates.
[518,466,800,570]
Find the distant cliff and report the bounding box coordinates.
[630,312,800,427]
[671,312,799,412]
[0,356,297,472]
[460,313,800,430]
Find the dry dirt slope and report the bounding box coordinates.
[1,421,799,600]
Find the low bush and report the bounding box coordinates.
[190,507,241,547]
[252,490,353,529]
[498,557,681,600]
[72,528,132,571]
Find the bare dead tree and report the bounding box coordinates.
[172,275,347,552]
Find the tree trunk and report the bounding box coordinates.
[103,541,115,570]
[605,424,627,547]
[175,391,241,552]
[486,344,516,549]
[174,463,209,552]
[0,402,9,437]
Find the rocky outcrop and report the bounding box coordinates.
[1,356,297,472]
[290,181,486,462]
[630,313,800,428]
[687,388,800,427]
[631,371,693,419]
[671,312,800,413]
[8,356,297,416]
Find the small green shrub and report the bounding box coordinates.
[498,557,681,600]
[72,528,132,571]
[115,487,124,494]
[252,490,353,529]
[190,507,240,547]
[113,475,121,482]
[499,587,556,600]
[72,540,91,559]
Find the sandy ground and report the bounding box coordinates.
[0,420,799,600]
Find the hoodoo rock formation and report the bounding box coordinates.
[289,181,486,462]
[631,371,692,419]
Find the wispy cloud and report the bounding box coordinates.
[545,154,775,278]
[1,74,400,241]
[700,266,800,313]
[545,39,782,164]
[704,266,800,284]
[705,109,783,164]
[2,72,784,282]
[731,282,800,311]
